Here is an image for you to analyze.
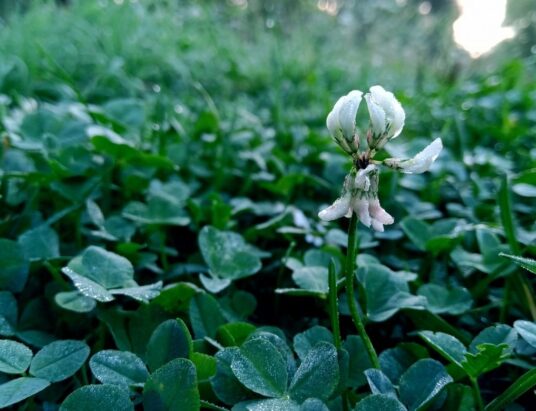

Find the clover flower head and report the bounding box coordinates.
[319,86,442,231]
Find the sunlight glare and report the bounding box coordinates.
[453,0,515,58]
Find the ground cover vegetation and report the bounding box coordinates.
[0,1,535,410]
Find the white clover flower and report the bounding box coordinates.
[384,138,443,174]
[365,85,405,146]
[319,86,442,231]
[326,90,363,155]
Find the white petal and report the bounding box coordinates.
[318,194,351,221]
[351,197,371,227]
[371,219,385,232]
[396,138,443,174]
[338,90,363,141]
[369,198,394,225]
[365,93,386,136]
[369,85,405,139]
[326,96,345,139]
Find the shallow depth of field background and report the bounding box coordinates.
[1,0,536,410]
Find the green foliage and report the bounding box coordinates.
[0,0,535,409]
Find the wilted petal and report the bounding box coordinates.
[369,198,394,225]
[369,85,405,139]
[351,196,371,227]
[385,138,443,174]
[318,193,351,221]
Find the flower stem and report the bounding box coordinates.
[470,377,484,411]
[328,259,342,350]
[345,213,380,369]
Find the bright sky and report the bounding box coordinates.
[453,0,515,58]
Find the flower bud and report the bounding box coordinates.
[365,85,405,144]
[326,90,363,154]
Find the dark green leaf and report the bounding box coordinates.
[399,359,453,411]
[60,384,133,411]
[146,319,193,371]
[289,342,339,403]
[231,337,288,397]
[143,358,200,411]
[354,394,408,411]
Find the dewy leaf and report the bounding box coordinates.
[354,394,408,411]
[237,398,301,411]
[0,339,33,374]
[293,326,334,361]
[143,358,200,411]
[0,238,29,292]
[513,320,536,349]
[419,331,467,367]
[54,290,97,313]
[29,340,90,382]
[71,246,136,289]
[60,384,134,411]
[300,398,330,411]
[18,225,60,261]
[398,359,453,411]
[417,284,473,315]
[364,369,397,398]
[0,377,50,408]
[89,350,149,387]
[231,337,288,398]
[109,281,162,302]
[499,253,536,275]
[289,342,339,403]
[198,226,262,280]
[0,292,17,337]
[360,264,426,322]
[211,348,252,405]
[146,319,193,372]
[292,267,329,294]
[61,267,115,302]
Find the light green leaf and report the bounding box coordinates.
[18,225,60,261]
[54,290,97,313]
[513,320,536,348]
[211,348,252,405]
[419,331,466,366]
[89,350,148,387]
[417,284,473,315]
[0,339,32,374]
[292,267,329,294]
[29,340,90,382]
[364,369,397,398]
[0,377,50,408]
[199,226,262,280]
[189,293,226,339]
[0,292,17,337]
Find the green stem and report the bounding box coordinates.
[328,260,342,350]
[345,213,380,369]
[470,377,484,411]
